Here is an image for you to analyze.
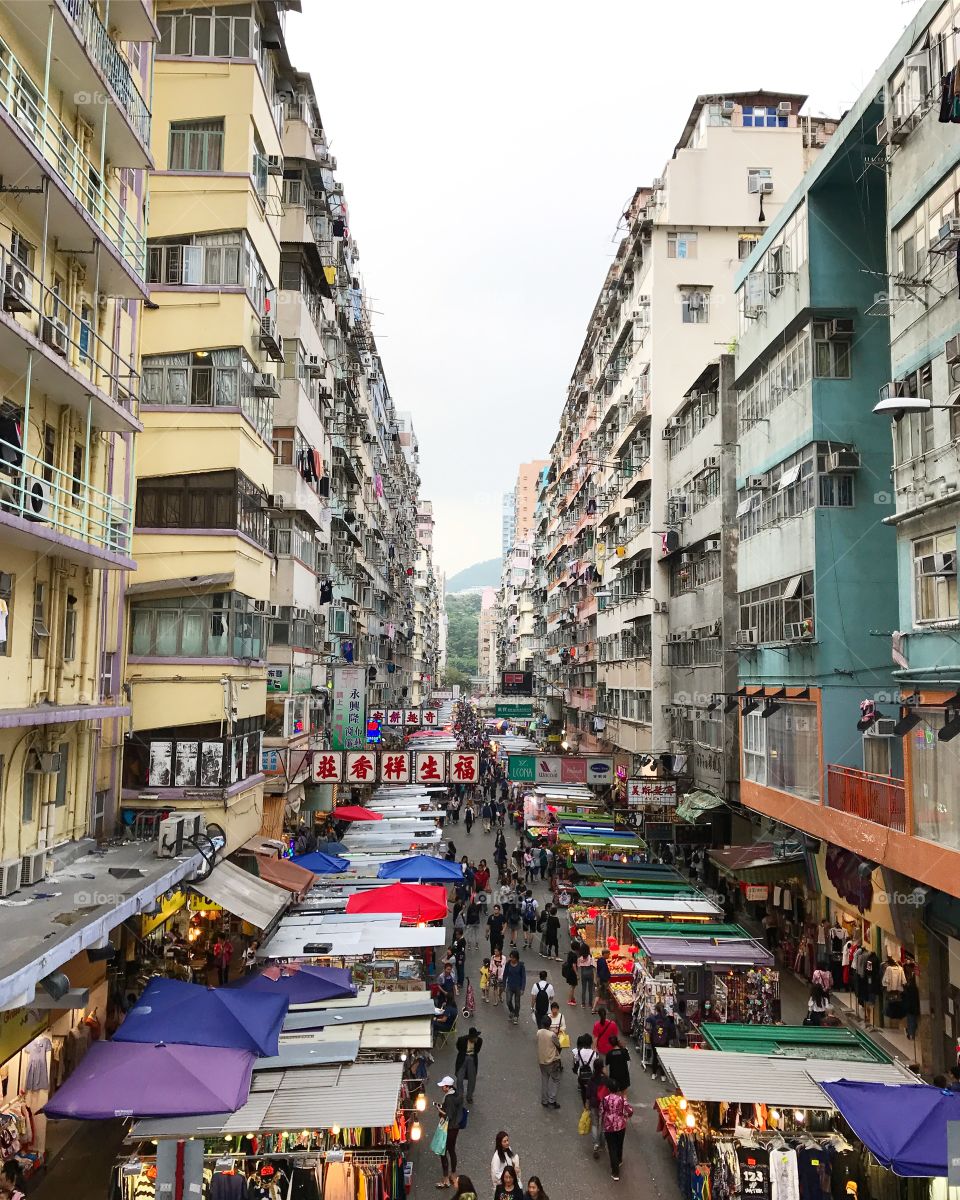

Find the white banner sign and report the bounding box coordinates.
[414,750,446,784]
[421,709,440,727]
[311,751,343,783]
[627,778,678,807]
[449,752,479,784]
[404,709,422,726]
[379,751,411,783]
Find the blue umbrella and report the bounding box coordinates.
[377,854,464,883]
[316,840,349,855]
[291,850,350,874]
[240,964,357,1004]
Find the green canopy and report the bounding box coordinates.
[628,920,751,940]
[700,1023,892,1063]
[675,790,725,823]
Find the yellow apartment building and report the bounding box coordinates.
[123,0,294,849]
[0,0,153,882]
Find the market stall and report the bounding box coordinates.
[652,1047,918,1200]
[699,1022,893,1063]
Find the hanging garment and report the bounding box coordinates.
[770,1147,800,1200]
[319,581,334,604]
[317,476,330,498]
[24,1037,51,1091]
[209,1174,245,1200]
[0,599,7,646]
[737,1144,772,1200]
[322,1161,355,1200]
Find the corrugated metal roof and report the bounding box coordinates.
[638,936,773,967]
[254,1038,360,1069]
[701,1023,892,1063]
[283,992,436,1032]
[190,861,289,932]
[360,1017,433,1050]
[129,1062,403,1138]
[658,1050,916,1107]
[611,896,721,916]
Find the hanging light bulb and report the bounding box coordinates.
[331,1125,341,1136]
[415,1093,427,1112]
[685,1113,696,1129]
[400,1052,407,1062]
[678,1098,688,1111]
[794,1110,806,1123]
[770,1110,781,1122]
[410,1121,422,1142]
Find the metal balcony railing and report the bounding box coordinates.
[0,433,131,554]
[60,0,151,146]
[0,33,146,279]
[826,765,906,834]
[1,248,139,412]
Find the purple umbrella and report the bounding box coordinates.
[240,964,357,1004]
[42,1041,255,1119]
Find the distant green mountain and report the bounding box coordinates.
[446,557,501,593]
[445,592,482,678]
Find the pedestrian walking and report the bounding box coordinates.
[536,1015,562,1108]
[433,1075,465,1189]
[466,895,481,949]
[547,1001,567,1043]
[452,1175,478,1200]
[539,906,560,960]
[241,939,259,975]
[572,1034,598,1105]
[482,800,493,833]
[561,951,578,1006]
[505,894,521,949]
[903,961,920,1041]
[490,949,506,1007]
[480,958,492,1003]
[490,1131,522,1189]
[524,1177,548,1200]
[538,846,548,881]
[604,1034,631,1095]
[643,1002,677,1081]
[593,1006,618,1057]
[213,934,233,986]
[586,1058,610,1160]
[520,894,538,949]
[474,861,491,892]
[453,933,467,989]
[599,1080,633,1180]
[465,805,475,834]
[530,970,554,1024]
[576,947,596,1009]
[486,904,506,955]
[594,949,612,1012]
[455,1026,482,1103]
[503,950,526,1024]
[494,1166,523,1200]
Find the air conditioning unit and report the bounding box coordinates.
[889,113,913,144]
[736,628,758,646]
[41,316,68,356]
[946,334,960,365]
[777,101,792,116]
[784,621,813,642]
[307,354,324,374]
[0,857,21,898]
[746,474,768,489]
[878,380,907,403]
[866,718,898,738]
[937,217,960,247]
[252,599,266,613]
[680,552,695,565]
[828,318,855,339]
[293,607,310,620]
[876,118,890,147]
[266,154,283,175]
[311,126,324,140]
[721,99,736,115]
[157,811,207,858]
[651,177,664,190]
[20,848,48,886]
[760,179,775,195]
[3,262,31,313]
[267,493,284,510]
[26,749,61,774]
[703,539,721,552]
[918,551,957,577]
[827,448,861,472]
[253,372,279,397]
[269,603,282,618]
[703,456,719,469]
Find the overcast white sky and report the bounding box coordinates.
[291,0,923,578]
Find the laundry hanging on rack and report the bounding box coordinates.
[939,65,960,122]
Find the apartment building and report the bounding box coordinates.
[477,587,497,694]
[501,490,515,560]
[413,501,440,705]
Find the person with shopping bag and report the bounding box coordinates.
[599,1080,633,1180]
[432,1075,465,1189]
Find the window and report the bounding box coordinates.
[42,424,56,485]
[147,232,269,304]
[168,119,224,172]
[55,743,69,808]
[130,591,266,660]
[743,107,787,128]
[738,234,760,260]
[812,322,851,378]
[269,518,318,570]
[893,363,935,464]
[159,7,255,60]
[252,131,268,202]
[739,572,815,644]
[92,788,108,839]
[22,770,35,823]
[913,530,958,622]
[99,650,115,699]
[142,349,272,441]
[681,289,709,324]
[667,232,698,260]
[63,594,77,661]
[696,708,724,749]
[0,572,11,657]
[912,711,960,850]
[135,469,270,549]
[71,444,83,506]
[737,443,855,540]
[742,702,819,799]
[32,582,48,659]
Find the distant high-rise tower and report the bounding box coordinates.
[501,492,516,559]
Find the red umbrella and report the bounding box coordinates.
[345,882,448,924]
[331,805,383,822]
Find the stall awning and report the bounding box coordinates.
[254,853,315,899]
[610,896,721,918]
[657,1049,916,1107]
[128,1060,404,1138]
[709,843,806,884]
[675,790,724,823]
[818,1080,960,1177]
[637,935,773,967]
[191,861,290,932]
[359,1016,434,1051]
[701,1023,892,1063]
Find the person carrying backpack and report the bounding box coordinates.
[572,1033,598,1106]
[643,1002,678,1081]
[521,894,538,949]
[586,1057,610,1161]
[529,970,554,1024]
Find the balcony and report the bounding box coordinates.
[0,432,133,569]
[0,249,139,432]
[104,0,158,41]
[0,35,147,289]
[826,765,906,834]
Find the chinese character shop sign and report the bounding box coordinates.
[331,666,367,751]
[627,779,678,807]
[450,753,479,783]
[415,751,444,784]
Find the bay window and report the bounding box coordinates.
[742,702,819,799]
[911,711,960,850]
[130,591,266,659]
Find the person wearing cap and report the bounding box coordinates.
[536,1015,562,1109]
[434,1076,465,1189]
[455,1026,483,1103]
